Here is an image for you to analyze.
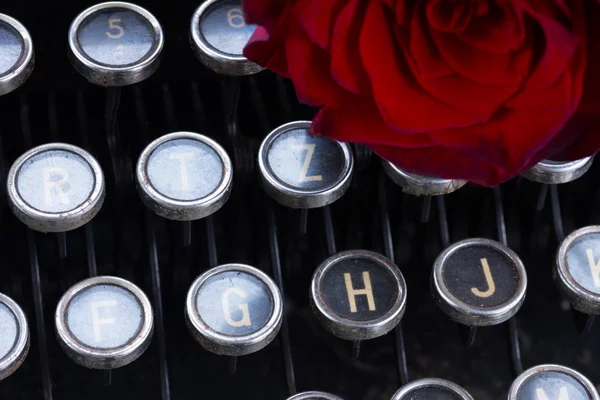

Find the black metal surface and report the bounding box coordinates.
[1,1,600,399]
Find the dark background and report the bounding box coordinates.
[1,1,600,399]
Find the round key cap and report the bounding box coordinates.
[186,264,282,356]
[55,276,153,369]
[190,0,264,76]
[310,250,407,340]
[382,159,466,196]
[68,2,164,86]
[555,226,600,314]
[0,293,29,381]
[392,378,474,400]
[287,392,344,400]
[509,364,599,400]
[7,143,106,233]
[521,157,593,184]
[136,132,233,221]
[0,14,34,96]
[258,121,354,209]
[431,238,527,326]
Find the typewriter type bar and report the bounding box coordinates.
[391,378,474,400]
[68,1,164,86]
[287,392,344,400]
[136,131,233,221]
[55,276,154,369]
[0,13,34,96]
[431,238,527,327]
[259,121,354,209]
[382,159,466,196]
[0,293,29,381]
[185,264,283,356]
[521,157,593,184]
[7,143,106,233]
[310,250,407,341]
[508,364,600,400]
[190,0,264,76]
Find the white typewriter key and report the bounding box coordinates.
[432,238,527,327]
[392,378,474,400]
[287,392,344,400]
[521,157,593,184]
[310,250,407,341]
[0,293,29,381]
[555,226,600,314]
[382,159,466,196]
[185,264,283,356]
[508,364,600,400]
[259,121,354,209]
[7,143,106,233]
[68,2,164,86]
[136,132,233,221]
[0,14,34,96]
[190,0,264,76]
[55,276,153,369]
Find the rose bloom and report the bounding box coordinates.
[243,0,600,186]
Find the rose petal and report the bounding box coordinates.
[297,0,346,50]
[242,0,287,31]
[244,26,289,77]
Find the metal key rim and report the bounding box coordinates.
[258,121,354,209]
[185,263,283,356]
[521,157,593,184]
[0,293,29,381]
[55,276,154,370]
[287,391,344,400]
[432,238,527,326]
[7,143,106,233]
[0,13,34,96]
[508,364,600,400]
[391,378,474,400]
[381,159,466,196]
[68,1,164,86]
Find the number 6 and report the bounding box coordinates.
[106,17,124,39]
[227,8,245,28]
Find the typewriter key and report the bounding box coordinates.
[382,159,466,196]
[186,264,283,356]
[190,0,264,75]
[259,121,354,209]
[55,276,153,369]
[0,293,29,381]
[521,157,593,184]
[68,2,163,86]
[0,14,34,96]
[7,143,106,233]
[287,392,344,400]
[136,132,233,221]
[509,364,600,400]
[432,238,527,326]
[391,378,474,400]
[555,226,600,315]
[310,250,407,340]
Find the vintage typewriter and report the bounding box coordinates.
[1,1,600,399]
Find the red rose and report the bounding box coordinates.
[243,0,600,186]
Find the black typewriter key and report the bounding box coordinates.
[185,264,283,356]
[509,364,600,400]
[0,13,34,96]
[7,143,106,233]
[259,121,354,209]
[382,159,466,196]
[432,238,527,326]
[68,2,164,86]
[55,276,153,369]
[190,0,264,75]
[0,293,29,381]
[555,226,600,315]
[521,157,593,184]
[136,132,233,221]
[310,250,407,340]
[287,392,344,400]
[391,378,474,400]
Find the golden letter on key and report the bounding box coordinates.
[585,249,600,287]
[344,272,376,313]
[471,258,496,298]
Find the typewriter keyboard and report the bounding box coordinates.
[1,1,600,399]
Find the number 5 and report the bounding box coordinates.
[106,17,124,39]
[227,8,245,28]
